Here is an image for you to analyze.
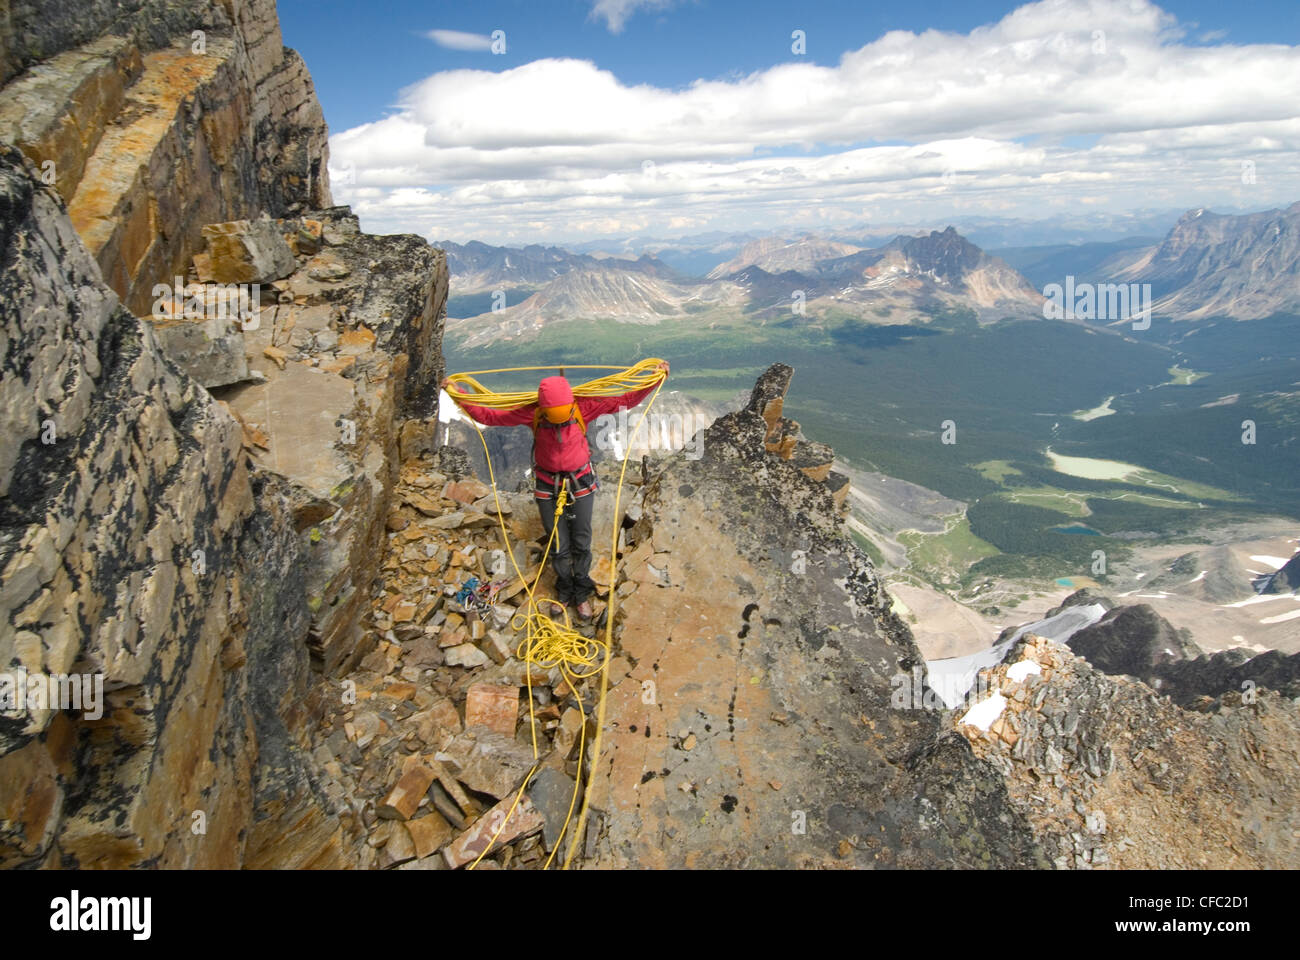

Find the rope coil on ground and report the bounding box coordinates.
[442,360,667,869]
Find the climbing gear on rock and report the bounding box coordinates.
[454,575,506,614]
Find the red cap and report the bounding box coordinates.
[537,376,574,407]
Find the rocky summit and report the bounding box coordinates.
[0,0,1296,872]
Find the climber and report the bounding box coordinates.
[441,361,668,619]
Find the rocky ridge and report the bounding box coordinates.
[280,363,1300,870]
[296,366,1049,869]
[956,633,1299,869]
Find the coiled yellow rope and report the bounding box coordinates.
[443,359,667,869]
[445,358,667,408]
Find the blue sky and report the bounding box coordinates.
[278,0,1300,244]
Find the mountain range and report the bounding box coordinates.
[435,239,673,293]
[444,202,1300,339]
[525,208,1195,268]
[721,228,1041,309]
[445,225,1044,344]
[445,266,744,349]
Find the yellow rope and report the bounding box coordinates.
[445,360,667,869]
[445,358,666,409]
[561,371,661,871]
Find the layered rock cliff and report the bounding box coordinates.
[0,0,445,868]
[0,143,329,867]
[0,0,329,314]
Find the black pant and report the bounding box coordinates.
[536,490,596,604]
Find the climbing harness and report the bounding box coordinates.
[442,359,668,869]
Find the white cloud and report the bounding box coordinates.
[589,0,684,33]
[331,0,1300,244]
[425,29,493,52]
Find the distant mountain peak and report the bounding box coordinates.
[438,238,678,293]
[706,235,863,280]
[900,227,984,282]
[1101,200,1300,320]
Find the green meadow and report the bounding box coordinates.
[444,306,1300,591]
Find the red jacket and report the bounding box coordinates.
[451,382,657,472]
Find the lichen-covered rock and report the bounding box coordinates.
[0,0,215,85]
[148,317,252,388]
[957,633,1300,869]
[201,217,297,283]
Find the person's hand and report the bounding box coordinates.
[657,361,669,376]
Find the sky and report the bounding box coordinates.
[278,0,1300,246]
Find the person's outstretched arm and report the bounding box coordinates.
[577,361,669,420]
[441,378,535,427]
